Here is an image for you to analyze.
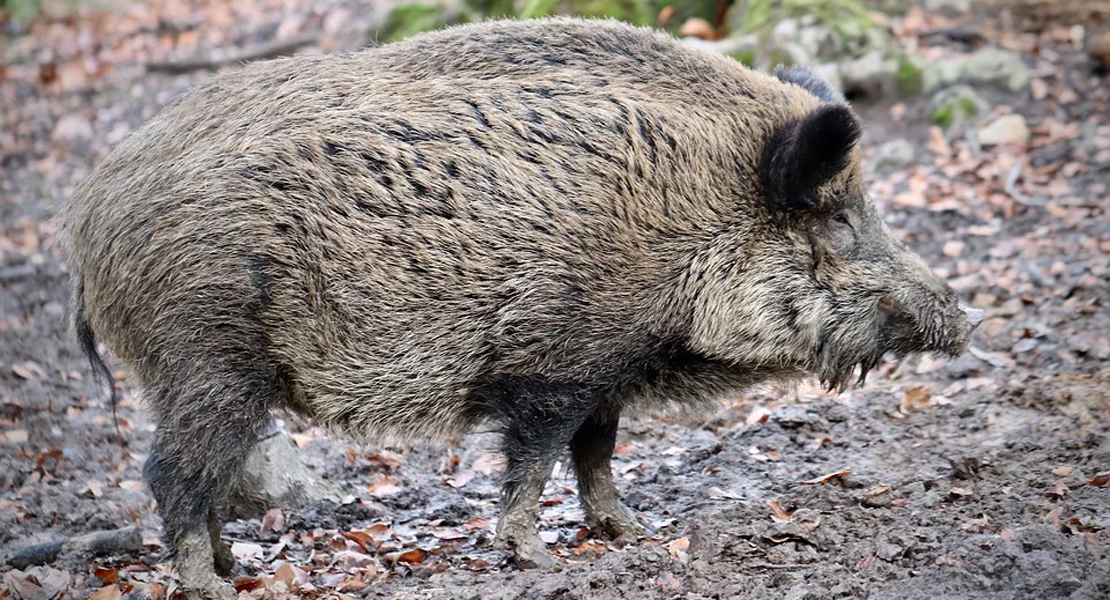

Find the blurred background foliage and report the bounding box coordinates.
[373,0,881,45]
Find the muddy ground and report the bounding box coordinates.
[1,1,1108,599]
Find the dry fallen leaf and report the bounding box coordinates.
[861,485,893,508]
[572,539,610,557]
[767,499,792,523]
[462,517,490,532]
[12,361,45,381]
[89,584,122,600]
[666,536,690,558]
[367,475,401,498]
[260,507,285,536]
[1089,472,1109,487]
[928,126,952,157]
[93,567,119,584]
[947,487,974,501]
[274,562,308,587]
[1047,480,1070,500]
[746,406,772,425]
[336,549,376,568]
[232,575,265,592]
[963,516,990,533]
[655,572,681,589]
[446,469,475,489]
[2,429,29,444]
[395,548,427,564]
[342,530,375,552]
[800,471,852,486]
[901,386,933,413]
[1052,466,1073,478]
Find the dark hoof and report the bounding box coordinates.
[212,541,237,577]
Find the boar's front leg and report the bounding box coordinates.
[491,380,600,568]
[570,407,644,540]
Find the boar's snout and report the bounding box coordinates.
[878,265,981,359]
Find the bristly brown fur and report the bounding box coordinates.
[59,17,977,597]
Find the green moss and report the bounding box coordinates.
[895,56,923,95]
[3,0,43,22]
[730,49,758,67]
[736,0,873,37]
[929,105,955,129]
[382,4,454,42]
[958,97,979,117]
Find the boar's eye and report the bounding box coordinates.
[821,209,857,255]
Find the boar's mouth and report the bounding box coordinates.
[811,314,887,394]
[812,293,980,394]
[876,295,977,359]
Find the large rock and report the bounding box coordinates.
[225,425,346,519]
[960,47,1031,92]
[838,50,899,96]
[977,114,1030,146]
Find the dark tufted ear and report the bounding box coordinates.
[761,103,862,212]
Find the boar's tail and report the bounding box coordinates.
[73,278,124,446]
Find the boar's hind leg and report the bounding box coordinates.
[487,380,600,568]
[570,407,644,541]
[143,361,280,600]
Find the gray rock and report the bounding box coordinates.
[838,50,898,96]
[681,34,759,58]
[812,63,844,94]
[924,0,971,11]
[771,18,800,46]
[225,428,346,520]
[796,24,844,60]
[977,114,1030,146]
[960,47,1030,92]
[871,139,916,171]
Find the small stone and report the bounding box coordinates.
[978,114,1030,146]
[860,485,893,508]
[52,114,94,147]
[679,18,716,41]
[871,139,916,171]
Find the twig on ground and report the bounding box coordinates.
[7,526,144,569]
[1005,161,1046,206]
[145,31,323,74]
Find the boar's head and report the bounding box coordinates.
[685,83,982,391]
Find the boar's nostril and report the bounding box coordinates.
[958,304,985,328]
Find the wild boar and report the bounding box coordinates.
[61,17,983,599]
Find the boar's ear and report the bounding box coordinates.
[761,103,862,212]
